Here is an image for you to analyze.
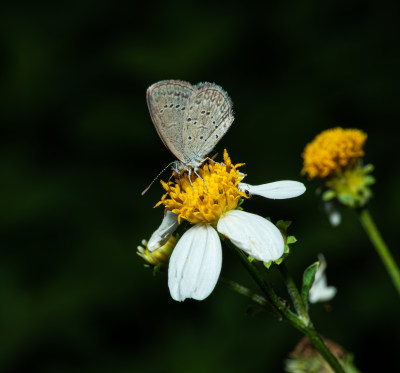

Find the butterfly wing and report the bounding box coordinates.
[181,83,234,163]
[147,80,196,162]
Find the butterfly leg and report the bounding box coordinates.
[204,156,221,165]
[187,168,195,192]
[194,169,208,191]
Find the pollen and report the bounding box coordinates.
[156,150,248,225]
[302,127,367,179]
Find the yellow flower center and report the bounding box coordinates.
[302,127,367,179]
[156,150,247,225]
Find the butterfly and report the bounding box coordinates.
[143,80,234,194]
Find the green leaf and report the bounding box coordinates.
[248,255,255,263]
[286,236,297,244]
[301,261,319,307]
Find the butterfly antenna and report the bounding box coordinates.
[141,161,176,196]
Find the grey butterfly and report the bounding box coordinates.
[146,80,234,181]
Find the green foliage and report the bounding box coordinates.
[324,162,375,208]
[264,220,297,268]
[301,261,319,308]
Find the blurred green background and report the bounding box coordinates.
[1,1,399,372]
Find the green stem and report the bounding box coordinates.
[224,239,345,373]
[224,240,299,323]
[218,277,281,318]
[277,263,310,325]
[358,208,400,296]
[302,327,346,372]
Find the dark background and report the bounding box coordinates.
[1,1,399,372]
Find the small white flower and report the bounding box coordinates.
[152,178,306,301]
[309,254,337,304]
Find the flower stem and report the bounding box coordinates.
[358,208,400,296]
[218,277,281,317]
[277,263,310,325]
[224,239,345,373]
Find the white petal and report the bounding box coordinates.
[217,210,284,262]
[147,211,179,252]
[239,181,306,199]
[168,224,222,301]
[309,254,337,303]
[309,275,337,303]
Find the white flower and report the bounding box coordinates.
[150,180,306,301]
[309,254,337,303]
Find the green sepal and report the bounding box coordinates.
[337,193,354,205]
[364,175,375,186]
[322,189,336,201]
[248,255,255,263]
[276,219,292,231]
[152,264,163,276]
[262,220,298,268]
[301,261,319,308]
[324,160,375,208]
[362,163,374,174]
[236,197,245,210]
[264,261,273,269]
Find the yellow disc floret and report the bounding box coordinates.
[156,150,247,226]
[302,127,367,179]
